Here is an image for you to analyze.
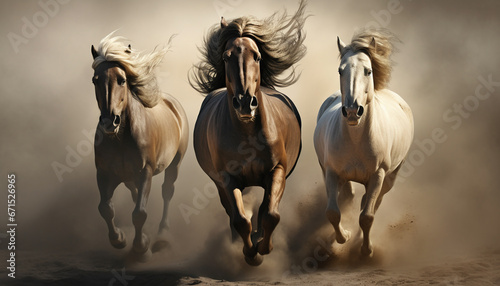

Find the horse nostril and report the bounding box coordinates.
[341,106,347,117]
[113,115,121,126]
[357,106,364,117]
[250,96,258,109]
[232,96,240,109]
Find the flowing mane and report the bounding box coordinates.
[190,0,307,94]
[340,28,400,91]
[92,32,170,107]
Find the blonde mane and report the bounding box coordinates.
[92,32,170,107]
[341,28,400,90]
[190,0,307,94]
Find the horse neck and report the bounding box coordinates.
[256,91,277,133]
[125,90,147,137]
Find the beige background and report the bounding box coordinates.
[1,0,499,284]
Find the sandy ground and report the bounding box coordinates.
[1,246,500,285]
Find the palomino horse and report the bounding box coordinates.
[190,1,306,266]
[314,29,414,257]
[91,33,188,258]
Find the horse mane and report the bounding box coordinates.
[190,0,308,94]
[92,32,170,107]
[341,28,400,91]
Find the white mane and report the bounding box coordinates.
[92,32,170,107]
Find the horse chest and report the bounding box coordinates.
[332,144,379,183]
[219,141,274,184]
[241,158,270,183]
[95,136,143,180]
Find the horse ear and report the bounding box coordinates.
[370,37,377,49]
[91,45,98,59]
[221,16,228,29]
[337,36,346,53]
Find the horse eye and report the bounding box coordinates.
[338,68,343,75]
[92,76,98,84]
[118,78,126,86]
[365,68,372,76]
[255,54,261,63]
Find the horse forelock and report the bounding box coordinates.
[190,0,307,94]
[340,28,400,91]
[92,32,169,108]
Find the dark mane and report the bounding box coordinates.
[190,0,308,94]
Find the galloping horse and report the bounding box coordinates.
[190,1,306,266]
[91,33,188,257]
[314,29,414,257]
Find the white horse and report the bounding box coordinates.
[314,29,414,257]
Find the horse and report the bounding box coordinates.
[313,28,414,257]
[190,1,307,266]
[90,32,188,258]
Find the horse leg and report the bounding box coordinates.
[255,195,267,243]
[132,166,153,255]
[375,164,401,212]
[97,171,126,249]
[124,181,138,203]
[359,168,386,257]
[338,181,355,212]
[325,170,351,244]
[256,165,286,256]
[216,183,239,241]
[153,153,182,252]
[224,179,261,266]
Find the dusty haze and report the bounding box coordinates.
[1,0,499,284]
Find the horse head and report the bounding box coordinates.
[337,37,376,126]
[222,19,262,123]
[91,45,128,135]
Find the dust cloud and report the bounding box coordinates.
[1,0,499,283]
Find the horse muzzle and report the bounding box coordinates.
[99,114,121,134]
[341,105,364,126]
[233,95,258,122]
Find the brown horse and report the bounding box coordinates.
[190,1,307,266]
[91,33,188,258]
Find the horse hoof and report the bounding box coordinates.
[110,229,127,249]
[257,241,273,255]
[132,233,150,254]
[361,243,373,257]
[129,248,152,263]
[245,253,263,266]
[336,229,351,244]
[152,239,170,253]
